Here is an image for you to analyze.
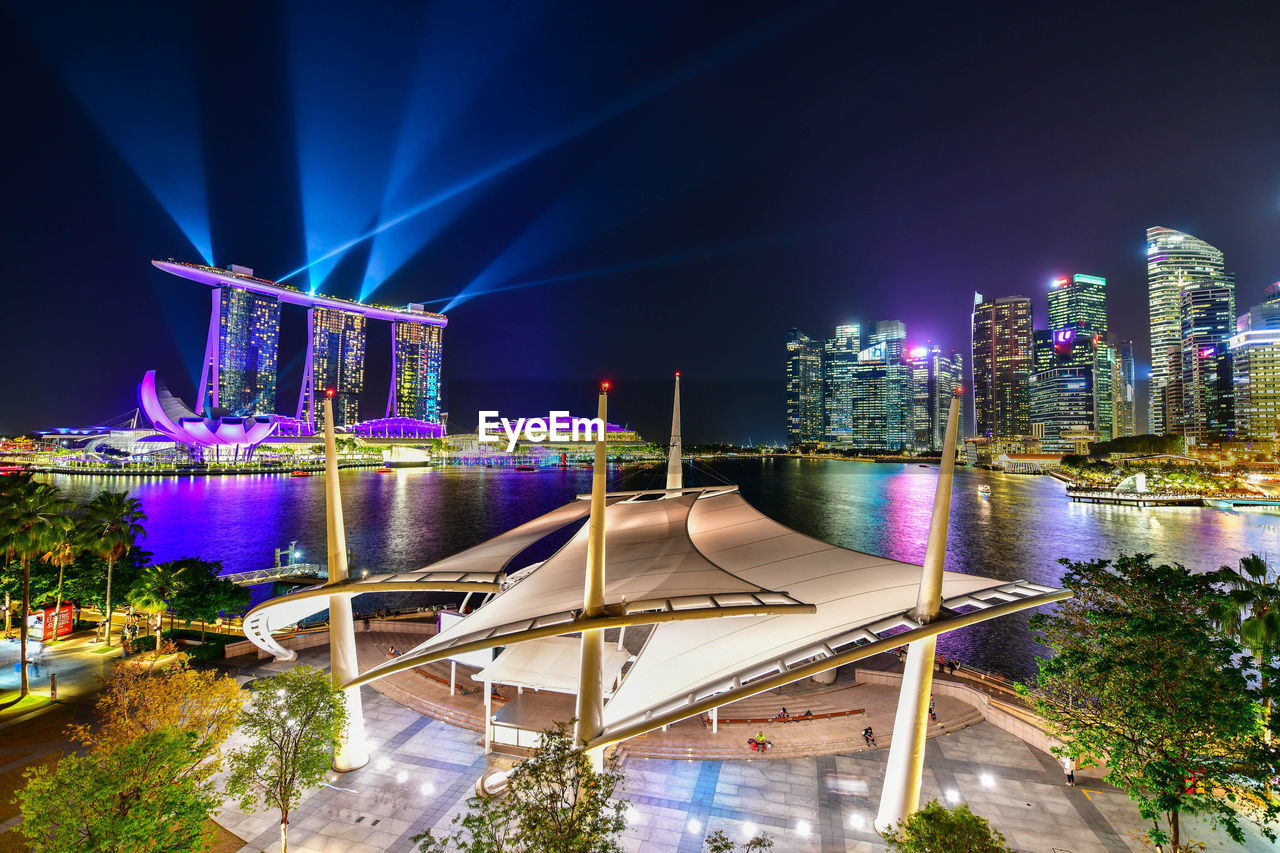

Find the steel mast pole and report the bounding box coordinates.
[576,382,610,768]
[875,388,962,832]
[324,391,369,772]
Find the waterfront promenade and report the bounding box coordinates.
[208,644,1274,852]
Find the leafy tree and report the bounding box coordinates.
[164,557,249,640]
[17,728,218,853]
[1025,554,1278,849]
[224,666,347,853]
[70,656,242,777]
[41,537,77,639]
[704,829,775,851]
[882,800,1012,852]
[0,474,73,696]
[80,491,147,647]
[414,719,627,853]
[1213,554,1280,797]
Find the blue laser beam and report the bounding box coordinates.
[283,4,823,287]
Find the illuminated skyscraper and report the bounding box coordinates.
[1147,227,1232,434]
[199,284,280,417]
[301,306,367,430]
[971,294,1032,438]
[1047,273,1107,339]
[1179,283,1236,444]
[390,312,444,422]
[785,329,824,445]
[1231,284,1280,442]
[1110,336,1136,438]
[908,344,963,452]
[823,324,860,442]
[848,322,911,450]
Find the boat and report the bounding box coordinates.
[290,471,311,478]
[578,463,592,469]
[514,465,538,472]
[375,467,394,473]
[977,484,991,495]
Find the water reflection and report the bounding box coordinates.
[44,460,1280,681]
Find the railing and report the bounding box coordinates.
[220,563,326,586]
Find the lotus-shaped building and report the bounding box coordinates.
[138,370,277,450]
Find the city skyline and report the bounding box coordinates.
[2,2,1280,443]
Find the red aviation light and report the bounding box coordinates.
[324,388,336,398]
[600,380,611,392]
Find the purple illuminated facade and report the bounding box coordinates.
[138,370,276,452]
[348,417,446,439]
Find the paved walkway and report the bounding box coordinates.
[212,648,1277,852]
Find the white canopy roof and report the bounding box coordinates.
[473,636,630,695]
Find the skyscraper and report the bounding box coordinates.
[1230,284,1280,442]
[908,344,963,452]
[971,294,1032,438]
[1179,283,1236,444]
[785,329,824,445]
[301,306,367,431]
[391,315,444,422]
[1109,336,1136,438]
[199,285,280,417]
[849,322,912,450]
[823,324,860,443]
[1147,227,1232,434]
[1047,273,1107,339]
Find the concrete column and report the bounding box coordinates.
[576,385,609,764]
[875,389,961,833]
[323,393,369,773]
[450,660,456,696]
[711,706,718,734]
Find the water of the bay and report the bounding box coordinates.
[45,459,1280,681]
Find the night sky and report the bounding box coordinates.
[2,1,1278,442]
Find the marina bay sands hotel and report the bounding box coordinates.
[153,260,447,432]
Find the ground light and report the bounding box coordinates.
[686,818,701,833]
[796,819,811,836]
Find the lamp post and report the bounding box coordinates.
[323,388,369,772]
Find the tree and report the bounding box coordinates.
[0,475,73,697]
[80,491,147,647]
[223,666,347,853]
[414,719,627,853]
[1025,554,1278,849]
[69,656,243,776]
[704,829,775,851]
[41,536,77,640]
[127,559,189,634]
[18,728,218,853]
[882,800,1012,852]
[165,558,250,640]
[1214,555,1280,731]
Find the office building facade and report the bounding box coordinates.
[823,325,861,443]
[909,344,963,452]
[785,329,824,445]
[1147,227,1232,434]
[1110,336,1136,438]
[1179,284,1236,444]
[971,294,1033,438]
[1227,285,1280,443]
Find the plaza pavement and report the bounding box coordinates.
[212,647,1277,852]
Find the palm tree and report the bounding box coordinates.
[80,492,146,647]
[41,539,76,640]
[0,476,72,698]
[127,560,188,637]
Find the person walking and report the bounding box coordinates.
[1062,756,1076,787]
[928,695,937,722]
